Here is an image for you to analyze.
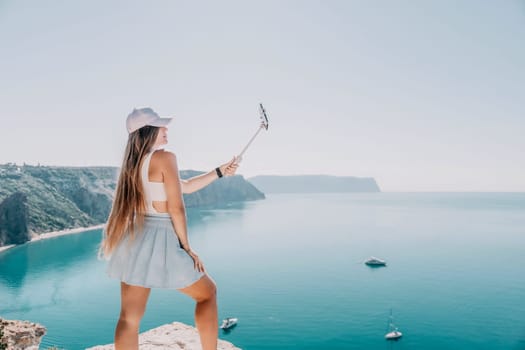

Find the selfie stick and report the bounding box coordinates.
[236,103,269,164]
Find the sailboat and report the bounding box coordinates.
[364,256,387,267]
[385,309,403,340]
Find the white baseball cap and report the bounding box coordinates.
[126,107,173,133]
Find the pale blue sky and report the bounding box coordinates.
[1,1,524,191]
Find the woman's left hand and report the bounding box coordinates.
[219,156,239,177]
[184,247,205,273]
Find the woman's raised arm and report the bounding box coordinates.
[180,157,239,194]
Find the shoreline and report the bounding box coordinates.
[0,223,105,254]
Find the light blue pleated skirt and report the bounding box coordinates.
[105,214,205,289]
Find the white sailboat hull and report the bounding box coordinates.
[385,331,402,339]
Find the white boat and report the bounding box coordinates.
[385,329,402,340]
[220,317,238,330]
[364,256,387,266]
[385,309,402,340]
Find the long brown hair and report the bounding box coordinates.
[98,126,160,260]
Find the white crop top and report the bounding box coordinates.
[141,151,169,215]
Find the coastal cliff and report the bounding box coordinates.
[0,192,30,246]
[181,170,263,207]
[0,163,264,247]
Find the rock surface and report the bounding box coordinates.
[86,321,241,350]
[0,192,30,246]
[0,318,46,350]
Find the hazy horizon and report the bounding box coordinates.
[1,1,524,192]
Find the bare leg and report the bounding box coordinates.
[178,275,218,350]
[115,281,151,350]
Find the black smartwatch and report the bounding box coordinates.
[215,167,223,178]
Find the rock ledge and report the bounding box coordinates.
[0,318,46,350]
[86,321,241,350]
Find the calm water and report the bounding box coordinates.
[0,193,524,350]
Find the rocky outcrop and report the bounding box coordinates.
[0,192,30,246]
[86,322,241,350]
[0,318,46,350]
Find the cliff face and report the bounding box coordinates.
[248,175,381,193]
[0,164,264,247]
[0,192,30,246]
[23,166,117,224]
[0,165,110,244]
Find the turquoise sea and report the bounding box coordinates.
[0,193,524,349]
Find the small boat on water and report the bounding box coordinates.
[385,309,402,340]
[220,317,238,330]
[364,256,387,266]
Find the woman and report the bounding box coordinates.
[98,107,238,350]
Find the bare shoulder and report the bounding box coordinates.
[152,149,178,166]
